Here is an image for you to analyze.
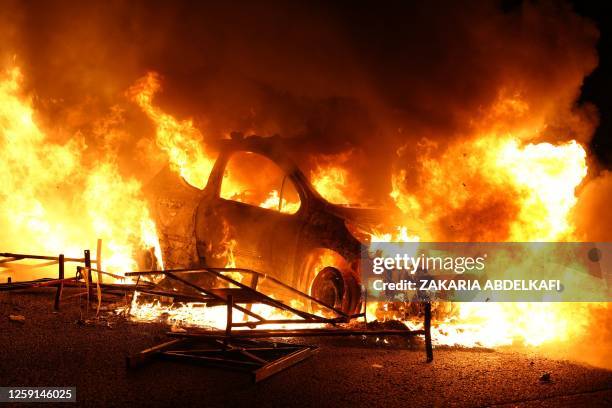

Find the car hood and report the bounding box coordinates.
[325,203,424,241]
[325,204,390,227]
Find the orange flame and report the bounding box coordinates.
[382,124,591,349]
[311,164,353,204]
[0,65,161,278]
[391,135,587,241]
[128,73,216,189]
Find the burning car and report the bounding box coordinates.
[144,135,389,315]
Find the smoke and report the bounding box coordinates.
[575,170,612,241]
[0,1,600,191]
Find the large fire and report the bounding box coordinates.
[0,65,161,278]
[390,136,587,242]
[0,63,607,362]
[124,71,601,352]
[374,107,595,349]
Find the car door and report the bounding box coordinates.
[195,150,307,284]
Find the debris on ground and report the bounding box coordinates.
[540,372,552,383]
[8,314,26,323]
[366,320,411,331]
[75,315,122,329]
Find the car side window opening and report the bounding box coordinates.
[220,151,301,214]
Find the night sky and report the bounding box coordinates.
[572,0,612,166]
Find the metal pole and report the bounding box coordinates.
[54,254,64,311]
[226,295,233,338]
[244,273,260,321]
[424,301,433,362]
[96,239,102,284]
[0,253,85,262]
[84,250,92,302]
[164,272,265,321]
[363,289,368,324]
[224,295,234,350]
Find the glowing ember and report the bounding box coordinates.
[127,291,322,331]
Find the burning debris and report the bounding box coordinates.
[122,267,433,382]
[0,249,434,381]
[8,314,25,324]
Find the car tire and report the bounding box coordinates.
[310,266,361,316]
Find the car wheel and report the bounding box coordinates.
[310,266,361,316]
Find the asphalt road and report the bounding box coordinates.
[1,289,611,407]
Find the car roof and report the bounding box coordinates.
[212,134,303,174]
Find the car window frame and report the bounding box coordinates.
[215,150,305,215]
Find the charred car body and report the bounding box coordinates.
[144,135,387,315]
